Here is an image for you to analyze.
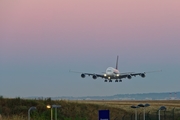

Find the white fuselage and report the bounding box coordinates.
[104,67,120,79]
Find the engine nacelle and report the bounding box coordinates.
[81,74,85,78]
[141,73,145,78]
[92,75,97,79]
[127,75,132,79]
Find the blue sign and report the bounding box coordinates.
[99,110,110,120]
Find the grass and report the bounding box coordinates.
[0,115,26,120]
[1,98,180,120]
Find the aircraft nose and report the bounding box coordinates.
[106,71,112,74]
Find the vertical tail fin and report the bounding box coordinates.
[116,56,119,70]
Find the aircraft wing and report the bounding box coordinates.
[119,72,146,79]
[70,70,161,80]
[69,70,104,79]
[119,70,162,79]
[75,72,146,80]
[83,73,104,78]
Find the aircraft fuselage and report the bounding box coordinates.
[104,67,120,79]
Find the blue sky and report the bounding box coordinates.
[0,0,180,97]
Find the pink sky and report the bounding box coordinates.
[1,1,179,61]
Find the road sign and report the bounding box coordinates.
[99,110,110,120]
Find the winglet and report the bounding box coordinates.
[116,56,119,69]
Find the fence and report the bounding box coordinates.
[117,108,180,120]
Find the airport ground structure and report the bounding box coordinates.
[0,96,180,120]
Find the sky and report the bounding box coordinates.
[0,0,180,98]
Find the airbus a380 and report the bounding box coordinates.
[71,56,160,82]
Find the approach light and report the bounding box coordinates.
[159,106,166,111]
[131,105,139,109]
[138,103,150,120]
[47,105,51,109]
[158,106,166,120]
[28,107,36,120]
[131,105,139,120]
[47,105,61,120]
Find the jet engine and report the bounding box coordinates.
[127,75,132,79]
[81,74,85,78]
[92,75,97,79]
[141,73,145,78]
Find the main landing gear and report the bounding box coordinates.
[115,79,122,82]
[104,80,112,82]
[104,79,122,82]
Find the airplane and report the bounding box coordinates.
[70,56,160,82]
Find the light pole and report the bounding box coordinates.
[158,106,166,120]
[131,105,139,120]
[138,103,150,120]
[47,105,53,120]
[52,105,61,120]
[28,106,36,120]
[47,105,61,120]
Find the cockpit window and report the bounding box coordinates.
[107,70,112,72]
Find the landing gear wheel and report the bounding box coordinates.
[115,80,118,82]
[109,80,112,82]
[119,80,122,82]
[104,80,107,82]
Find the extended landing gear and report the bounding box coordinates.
[104,79,122,82]
[104,79,113,82]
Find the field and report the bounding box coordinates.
[75,100,180,120]
[77,99,180,111]
[1,97,180,120]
